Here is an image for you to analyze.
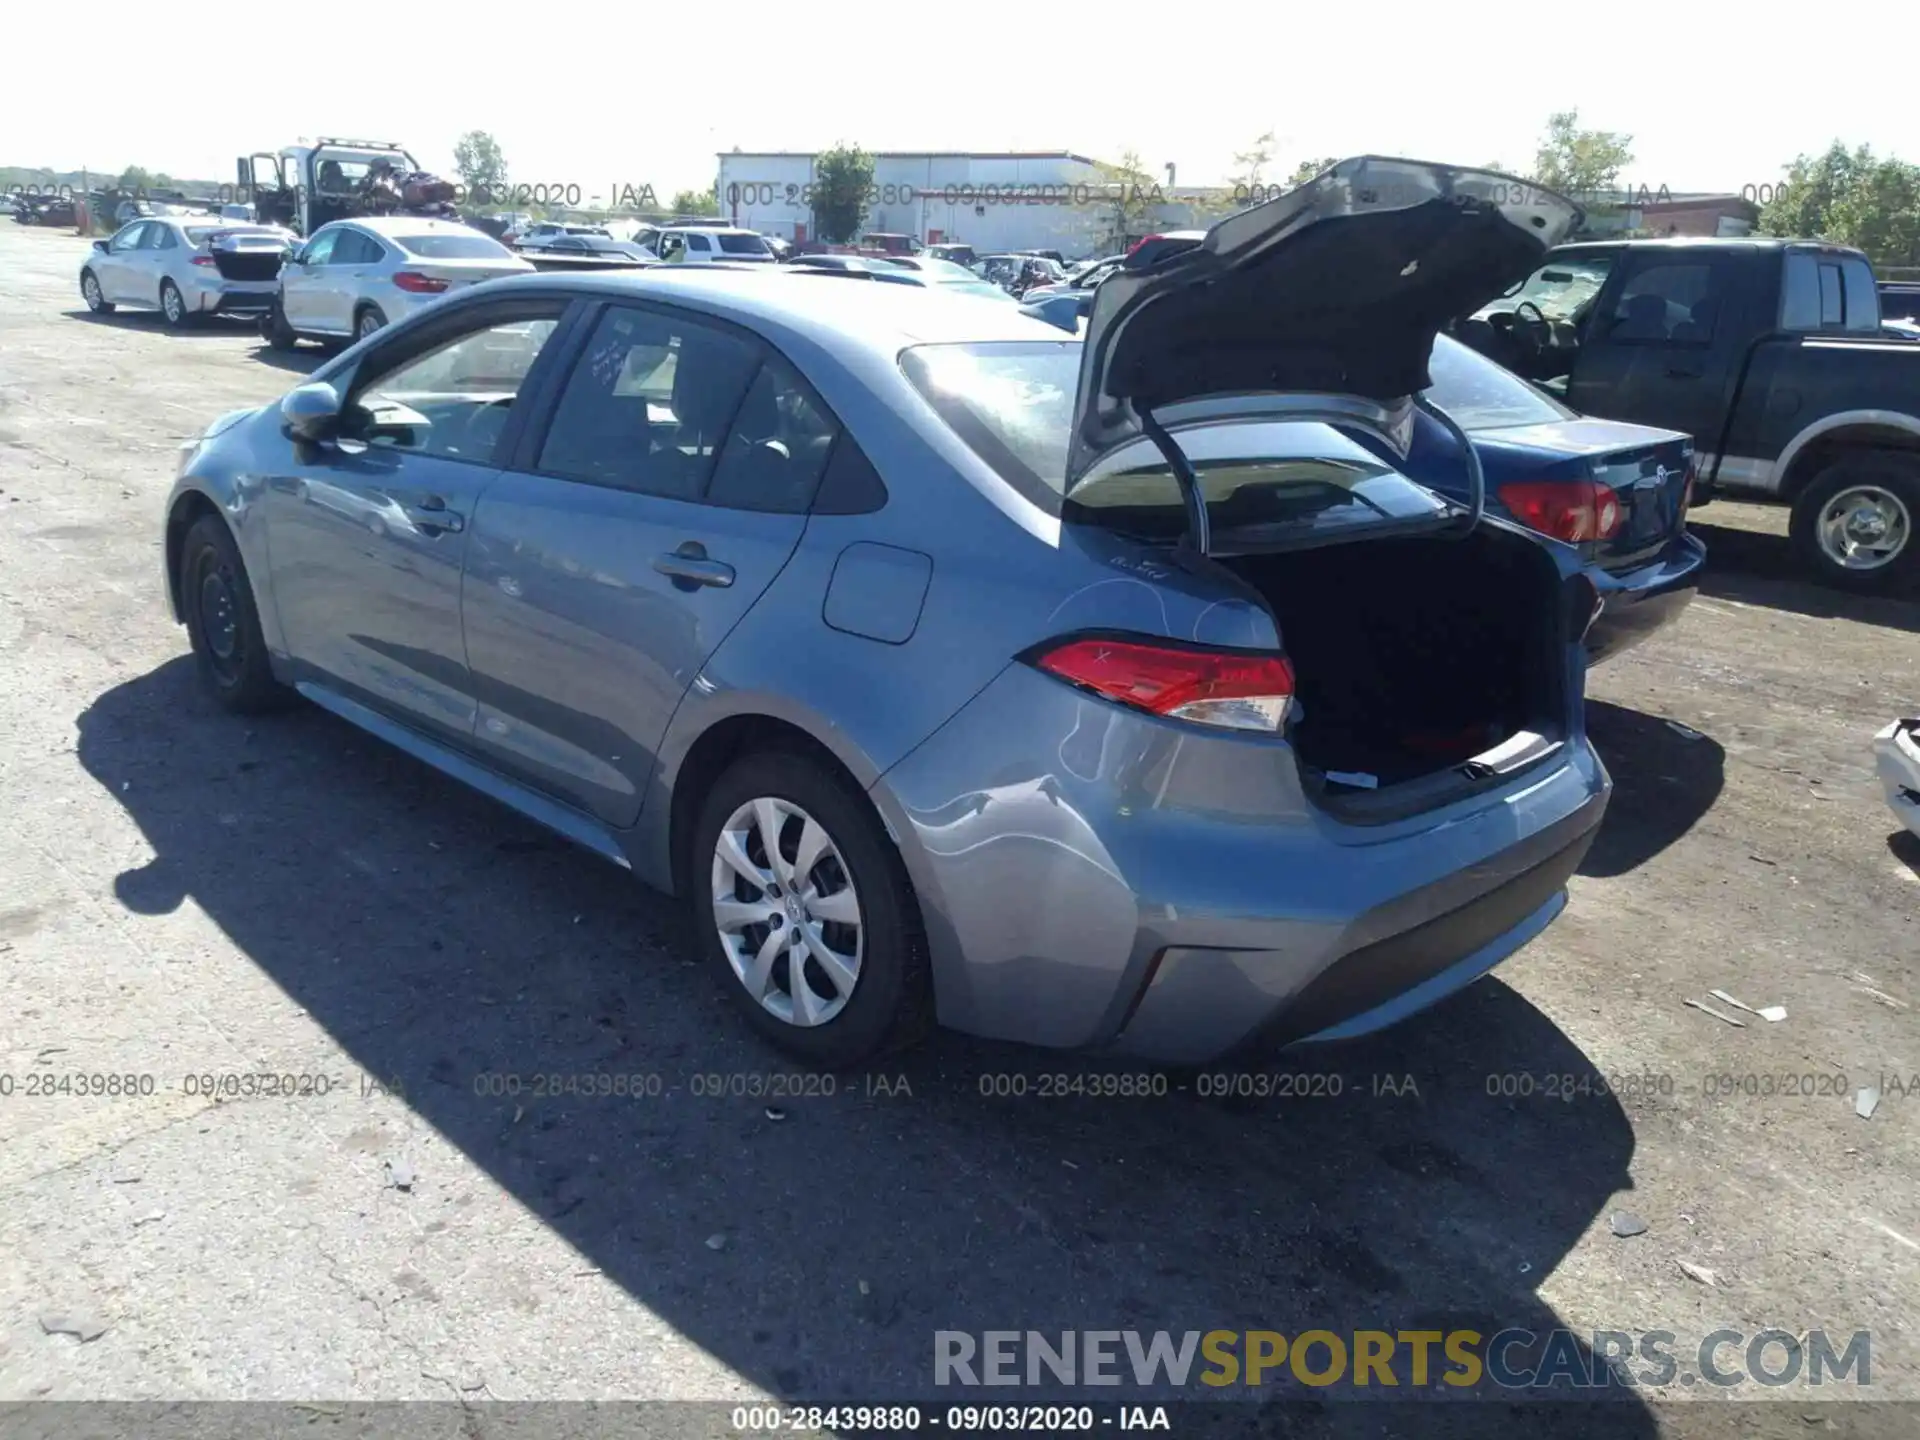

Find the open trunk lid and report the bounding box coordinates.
[1067,156,1583,554]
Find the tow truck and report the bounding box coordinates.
[237,138,457,237]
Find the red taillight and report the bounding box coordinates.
[1033,637,1294,733]
[391,271,449,294]
[1497,480,1623,544]
[191,254,217,267]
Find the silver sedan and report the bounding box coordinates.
[79,217,293,325]
[264,216,534,348]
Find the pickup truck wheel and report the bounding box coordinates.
[1791,458,1919,593]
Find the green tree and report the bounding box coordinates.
[452,130,509,201]
[811,143,875,243]
[1759,142,1860,239]
[1088,148,1163,250]
[1284,155,1340,187]
[1762,143,1920,266]
[671,187,721,218]
[1532,110,1634,200]
[117,166,153,193]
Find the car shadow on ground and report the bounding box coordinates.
[61,308,269,339]
[76,659,1656,1435]
[1690,519,1920,633]
[1579,701,1724,879]
[246,344,324,376]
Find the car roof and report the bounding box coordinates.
[481,267,1061,355]
[1552,236,1869,258]
[346,216,492,237]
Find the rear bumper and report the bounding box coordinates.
[183,273,279,315]
[873,662,1610,1066]
[1585,530,1706,665]
[1875,719,1920,839]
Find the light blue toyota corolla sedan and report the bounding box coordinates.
[162,157,1611,1069]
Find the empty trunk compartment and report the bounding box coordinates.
[1218,526,1569,801]
[212,250,284,282]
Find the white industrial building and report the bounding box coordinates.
[716,150,1135,256]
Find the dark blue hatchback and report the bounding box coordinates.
[1409,336,1704,664]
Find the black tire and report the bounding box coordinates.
[262,299,299,351]
[1789,455,1920,594]
[179,515,289,713]
[355,305,387,341]
[688,750,932,1069]
[80,269,113,313]
[159,279,192,328]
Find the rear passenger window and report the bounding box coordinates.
[1842,262,1880,331]
[1606,261,1722,344]
[706,358,841,513]
[333,231,381,265]
[537,305,760,499]
[1781,253,1880,331]
[1818,263,1844,325]
[688,235,712,252]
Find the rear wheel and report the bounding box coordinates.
[355,305,386,341]
[179,515,289,713]
[689,750,931,1068]
[159,279,191,327]
[1790,456,1919,594]
[80,270,112,313]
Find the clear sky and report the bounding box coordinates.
[3,2,1912,197]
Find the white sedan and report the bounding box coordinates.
[264,216,533,348]
[79,217,294,325]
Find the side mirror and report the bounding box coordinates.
[281,382,342,442]
[92,239,108,253]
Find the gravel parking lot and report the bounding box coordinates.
[1,221,1917,1438]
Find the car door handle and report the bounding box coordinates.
[404,495,464,534]
[1665,359,1705,378]
[654,544,734,589]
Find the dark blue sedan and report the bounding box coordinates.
[1408,336,1703,664]
[1018,301,1703,663]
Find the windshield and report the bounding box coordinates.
[901,340,1451,536]
[938,279,1017,301]
[310,152,412,187]
[913,258,975,280]
[1425,334,1572,430]
[399,233,515,260]
[717,233,771,255]
[1484,255,1613,321]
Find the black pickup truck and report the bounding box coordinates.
[1456,237,1920,592]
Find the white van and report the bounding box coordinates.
[654,227,776,264]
